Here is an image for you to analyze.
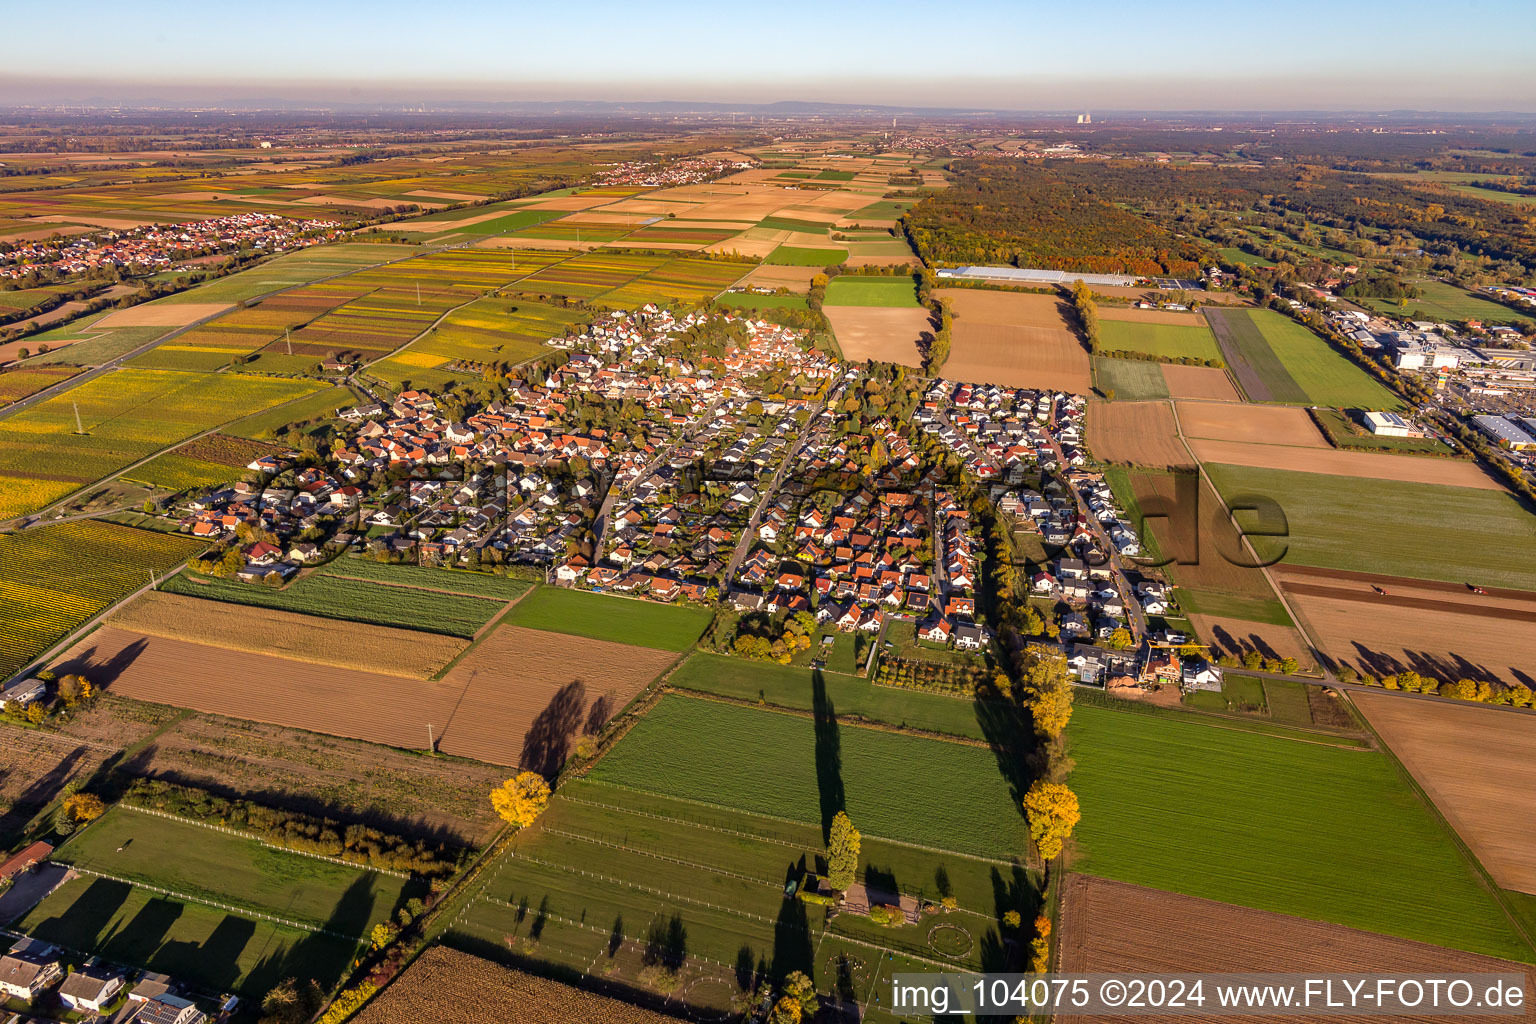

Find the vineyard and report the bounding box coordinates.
[0,519,205,678]
[0,366,79,406]
[0,368,325,520]
[368,297,584,389]
[510,251,669,299]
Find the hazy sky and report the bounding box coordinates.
[4,0,1532,111]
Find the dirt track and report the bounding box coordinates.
[1058,874,1536,1023]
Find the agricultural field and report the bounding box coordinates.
[667,652,989,740]
[1273,564,1536,688]
[506,587,712,651]
[1187,438,1502,489]
[107,591,469,678]
[63,621,672,770]
[129,283,370,371]
[937,288,1092,394]
[1059,874,1536,1020]
[160,564,525,638]
[447,777,1028,1019]
[223,384,354,440]
[1176,401,1329,447]
[1097,319,1223,362]
[367,296,585,389]
[356,947,685,1024]
[596,256,751,307]
[1161,363,1241,400]
[823,305,930,367]
[1204,464,1536,590]
[0,730,112,845]
[822,275,920,307]
[1358,278,1535,326]
[0,520,204,678]
[17,875,358,995]
[1066,702,1533,961]
[1084,400,1192,468]
[1354,691,1536,895]
[588,694,1029,861]
[0,365,79,406]
[511,251,668,299]
[1204,308,1401,409]
[52,806,411,933]
[0,368,325,520]
[765,245,848,266]
[1093,356,1169,400]
[123,433,284,491]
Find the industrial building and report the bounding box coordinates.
[935,266,1137,287]
[1472,415,1536,450]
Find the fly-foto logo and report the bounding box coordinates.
[1128,469,1290,569]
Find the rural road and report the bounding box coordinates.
[722,397,827,584]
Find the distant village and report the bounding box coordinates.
[0,213,343,282]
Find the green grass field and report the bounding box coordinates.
[504,586,710,651]
[766,245,848,267]
[162,567,513,638]
[1093,357,1169,400]
[1204,463,1536,590]
[1098,320,1222,362]
[54,807,409,932]
[1309,407,1451,454]
[669,652,986,740]
[823,276,920,307]
[1067,703,1533,961]
[589,694,1029,861]
[717,292,810,312]
[19,876,358,995]
[1360,279,1534,326]
[1206,308,1401,409]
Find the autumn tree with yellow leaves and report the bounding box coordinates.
[1018,650,1073,740]
[1023,780,1080,861]
[490,772,551,828]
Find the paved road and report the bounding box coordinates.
[722,400,827,585]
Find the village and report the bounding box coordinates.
[0,213,343,282]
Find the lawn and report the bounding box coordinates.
[55,806,409,932]
[1067,703,1533,961]
[162,568,511,638]
[18,875,358,995]
[766,245,848,267]
[1098,320,1222,362]
[1204,463,1536,590]
[823,276,920,308]
[1093,356,1169,400]
[668,652,986,740]
[589,694,1029,861]
[504,586,711,652]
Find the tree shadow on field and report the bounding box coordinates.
[0,745,89,847]
[518,679,587,779]
[50,637,148,687]
[812,670,844,842]
[973,696,1036,811]
[584,692,615,734]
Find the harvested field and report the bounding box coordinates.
[355,946,683,1024]
[1058,874,1536,1023]
[937,288,1092,393]
[1161,363,1243,401]
[1176,401,1327,447]
[106,591,468,679]
[1274,565,1536,689]
[59,624,672,771]
[1353,691,1536,895]
[1189,439,1506,489]
[823,305,929,366]
[93,302,231,328]
[1084,401,1192,468]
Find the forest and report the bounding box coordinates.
[903,160,1206,276]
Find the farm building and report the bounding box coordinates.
[0,841,51,883]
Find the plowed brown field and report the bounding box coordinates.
[1085,401,1192,468]
[1124,471,1280,601]
[56,624,673,770]
[1162,364,1241,401]
[1188,439,1506,489]
[1274,565,1536,687]
[824,305,929,366]
[1176,401,1328,446]
[95,302,231,327]
[1058,875,1536,1023]
[935,288,1092,393]
[1353,691,1536,895]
